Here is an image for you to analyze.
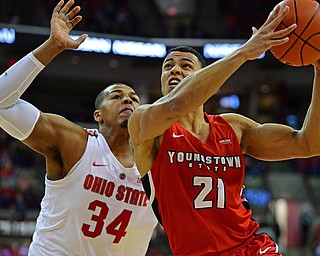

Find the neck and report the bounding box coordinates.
[178,108,210,142]
[100,127,134,168]
[179,107,206,132]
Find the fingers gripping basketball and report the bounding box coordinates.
[271,0,320,66]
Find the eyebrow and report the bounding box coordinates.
[163,56,196,64]
[108,89,138,97]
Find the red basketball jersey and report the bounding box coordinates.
[147,113,259,255]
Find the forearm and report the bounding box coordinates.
[0,52,44,109]
[32,38,65,65]
[0,36,67,109]
[160,5,295,114]
[160,49,247,114]
[138,49,250,141]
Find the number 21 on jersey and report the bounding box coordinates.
[193,176,226,209]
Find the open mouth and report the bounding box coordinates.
[169,78,180,86]
[169,78,181,89]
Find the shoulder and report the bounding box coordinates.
[220,113,259,127]
[220,113,260,143]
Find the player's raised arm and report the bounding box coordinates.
[129,4,296,143]
[234,60,320,161]
[0,0,88,179]
[34,0,88,65]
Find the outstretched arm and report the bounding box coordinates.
[128,4,297,177]
[0,0,87,111]
[33,0,87,64]
[0,0,88,179]
[223,61,320,161]
[130,4,296,142]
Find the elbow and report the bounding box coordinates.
[300,132,320,156]
[0,99,15,110]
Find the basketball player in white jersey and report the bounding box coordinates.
[0,0,157,255]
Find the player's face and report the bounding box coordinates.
[161,51,202,95]
[97,84,140,128]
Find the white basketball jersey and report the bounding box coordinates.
[28,129,158,256]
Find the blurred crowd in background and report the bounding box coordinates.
[1,0,320,255]
[0,0,279,39]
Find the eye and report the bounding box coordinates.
[132,97,139,103]
[163,63,172,70]
[112,95,121,99]
[183,63,192,69]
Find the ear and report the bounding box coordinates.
[93,110,102,122]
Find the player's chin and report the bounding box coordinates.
[120,119,129,128]
[118,112,132,127]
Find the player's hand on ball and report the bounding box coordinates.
[241,4,296,61]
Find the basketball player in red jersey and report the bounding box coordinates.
[129,4,320,256]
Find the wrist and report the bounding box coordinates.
[32,38,65,66]
[227,48,248,66]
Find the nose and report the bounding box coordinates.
[123,95,133,104]
[170,65,181,75]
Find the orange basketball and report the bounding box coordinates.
[270,0,320,66]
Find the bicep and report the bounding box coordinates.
[24,112,87,179]
[241,122,304,160]
[24,112,87,156]
[222,113,306,160]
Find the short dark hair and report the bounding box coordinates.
[168,46,206,68]
[94,82,130,109]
